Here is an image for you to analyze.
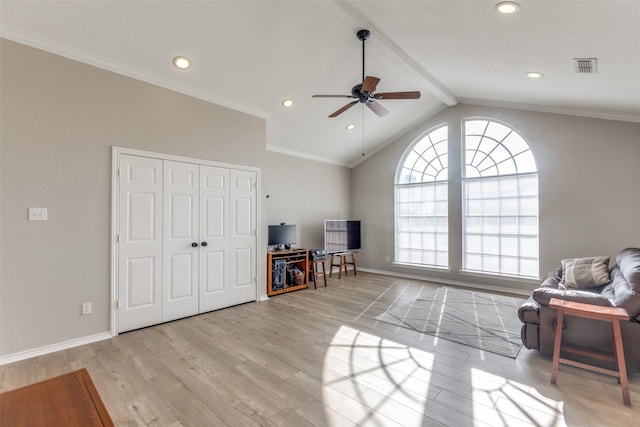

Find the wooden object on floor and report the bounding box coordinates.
[549,298,631,406]
[267,249,309,296]
[309,258,327,289]
[329,251,357,279]
[0,368,114,427]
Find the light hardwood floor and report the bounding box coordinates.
[2,272,638,426]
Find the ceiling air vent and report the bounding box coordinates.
[573,58,598,74]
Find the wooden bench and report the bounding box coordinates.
[329,252,357,279]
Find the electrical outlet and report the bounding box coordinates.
[386,256,390,262]
[81,302,92,315]
[28,207,48,221]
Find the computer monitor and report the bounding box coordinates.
[268,224,296,250]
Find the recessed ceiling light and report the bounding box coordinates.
[172,56,191,70]
[527,71,543,79]
[496,1,520,14]
[281,98,294,108]
[346,123,356,131]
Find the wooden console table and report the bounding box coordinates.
[0,368,114,426]
[549,298,631,406]
[267,249,309,296]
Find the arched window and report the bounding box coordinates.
[463,119,538,277]
[395,125,448,267]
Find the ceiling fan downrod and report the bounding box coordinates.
[357,29,370,83]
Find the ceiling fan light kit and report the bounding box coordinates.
[312,29,421,118]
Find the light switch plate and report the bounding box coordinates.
[28,208,48,221]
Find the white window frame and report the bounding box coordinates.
[394,125,449,269]
[461,119,539,279]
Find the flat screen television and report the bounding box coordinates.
[268,223,296,250]
[324,220,361,253]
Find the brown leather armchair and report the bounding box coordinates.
[518,248,640,372]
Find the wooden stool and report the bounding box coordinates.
[309,259,327,289]
[329,252,357,279]
[549,298,631,406]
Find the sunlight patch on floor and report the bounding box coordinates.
[322,325,435,426]
[470,367,566,427]
[321,325,568,426]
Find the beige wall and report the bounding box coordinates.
[352,104,640,293]
[265,151,351,249]
[0,39,270,356]
[1,39,354,358]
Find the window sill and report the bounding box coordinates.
[392,262,451,274]
[458,269,540,285]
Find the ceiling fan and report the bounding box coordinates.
[312,29,421,118]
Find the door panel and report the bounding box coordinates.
[163,160,199,322]
[126,257,156,307]
[128,193,157,240]
[234,248,253,287]
[229,169,257,305]
[204,251,225,293]
[169,253,194,298]
[169,194,194,238]
[205,197,224,238]
[234,198,252,236]
[199,166,230,312]
[118,155,163,332]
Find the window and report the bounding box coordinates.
[393,118,539,280]
[395,125,448,267]
[463,119,538,278]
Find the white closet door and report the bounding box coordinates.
[162,160,200,322]
[199,166,230,312]
[115,149,259,333]
[118,155,163,332]
[229,169,257,305]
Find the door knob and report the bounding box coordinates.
[191,242,198,247]
[201,242,208,247]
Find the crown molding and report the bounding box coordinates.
[459,97,640,123]
[266,145,350,167]
[0,28,270,119]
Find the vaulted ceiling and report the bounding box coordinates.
[2,1,638,166]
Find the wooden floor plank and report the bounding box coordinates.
[1,272,637,426]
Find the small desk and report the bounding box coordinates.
[549,298,631,406]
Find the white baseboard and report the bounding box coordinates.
[0,332,112,366]
[358,267,533,297]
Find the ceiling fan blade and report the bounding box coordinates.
[374,91,421,100]
[312,95,356,98]
[361,76,380,94]
[329,101,359,118]
[366,99,390,117]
